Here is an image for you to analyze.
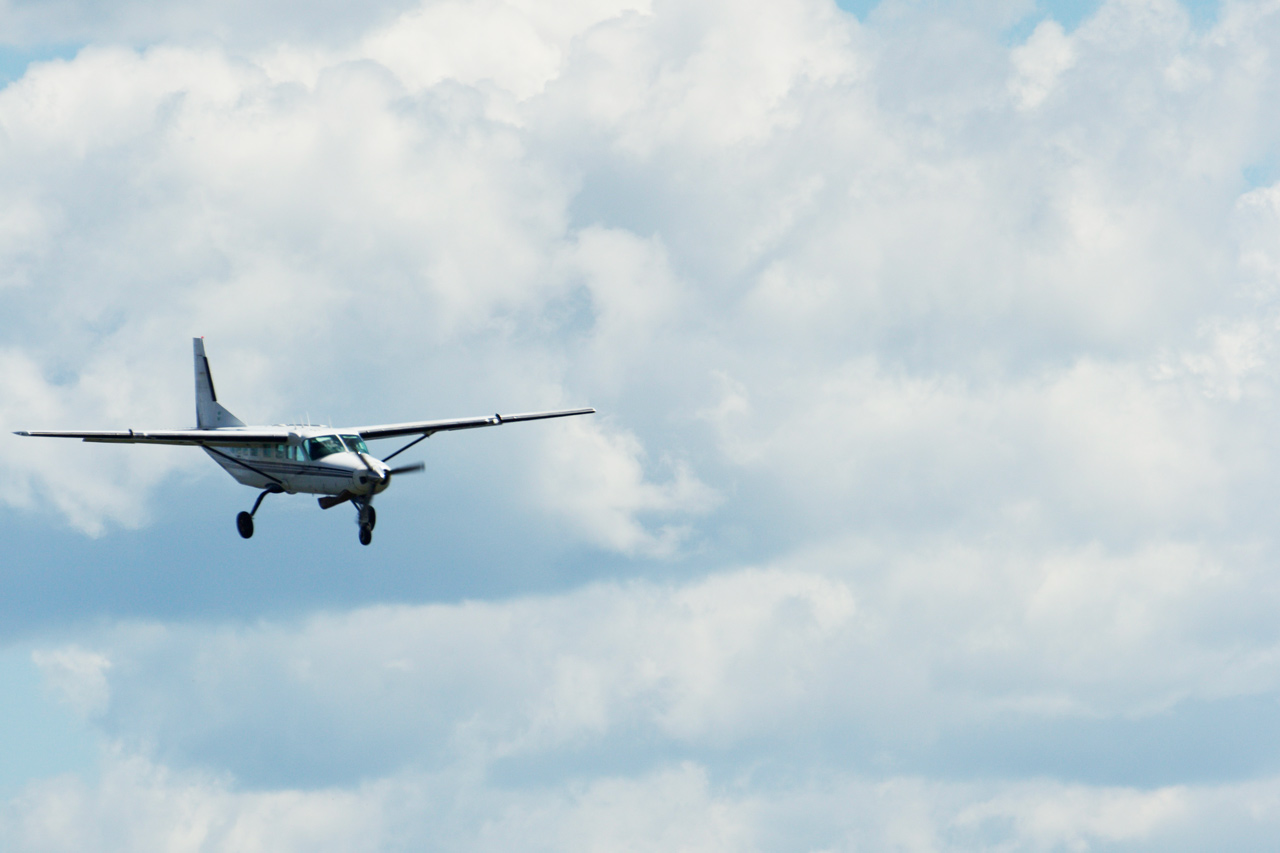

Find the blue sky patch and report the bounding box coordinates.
[837,0,1221,31]
[0,647,97,798]
[0,44,82,86]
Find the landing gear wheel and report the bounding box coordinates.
[365,506,376,531]
[359,524,373,546]
[236,511,254,539]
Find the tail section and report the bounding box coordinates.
[194,338,245,429]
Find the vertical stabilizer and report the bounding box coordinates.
[194,338,246,429]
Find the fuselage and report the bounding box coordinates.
[204,427,392,497]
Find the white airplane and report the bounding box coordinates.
[16,338,594,545]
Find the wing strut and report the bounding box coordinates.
[382,433,431,463]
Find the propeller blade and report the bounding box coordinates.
[357,452,381,477]
[388,462,424,476]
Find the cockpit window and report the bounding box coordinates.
[305,436,346,460]
[340,434,369,455]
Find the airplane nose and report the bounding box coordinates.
[352,457,389,493]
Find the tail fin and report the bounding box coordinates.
[194,338,246,429]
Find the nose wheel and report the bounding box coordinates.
[236,485,282,539]
[357,502,376,546]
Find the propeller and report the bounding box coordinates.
[320,460,423,511]
[355,452,424,491]
[354,451,388,491]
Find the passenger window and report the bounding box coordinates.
[250,446,258,457]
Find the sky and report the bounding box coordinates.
[4,0,1280,848]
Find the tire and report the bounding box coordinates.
[236,511,254,539]
[366,506,376,531]
[359,525,372,546]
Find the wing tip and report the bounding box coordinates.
[13,431,29,436]
[496,407,597,423]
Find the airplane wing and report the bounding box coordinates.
[13,428,292,446]
[355,408,596,440]
[14,408,596,444]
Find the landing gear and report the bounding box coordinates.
[236,485,283,540]
[356,501,376,545]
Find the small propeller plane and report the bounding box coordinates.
[15,338,595,545]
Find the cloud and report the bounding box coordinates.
[359,0,655,101]
[0,347,189,534]
[64,568,852,782]
[8,751,1280,851]
[1010,20,1076,109]
[13,538,1280,846]
[27,534,1280,791]
[0,0,417,48]
[0,751,385,853]
[30,646,112,717]
[533,415,717,556]
[697,351,1244,549]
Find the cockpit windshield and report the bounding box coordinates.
[305,435,346,460]
[340,434,369,455]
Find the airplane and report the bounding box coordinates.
[15,338,595,545]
